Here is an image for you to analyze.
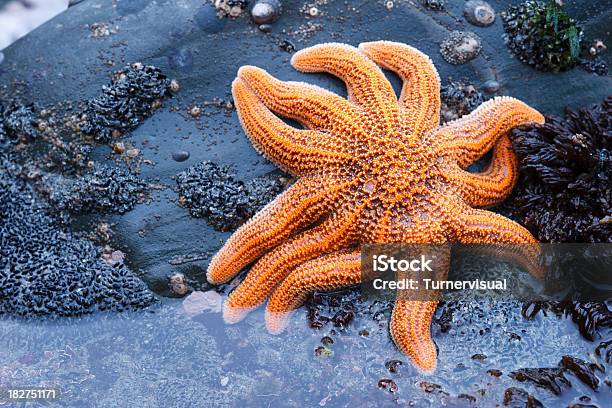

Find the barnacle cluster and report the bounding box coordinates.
[0,100,39,144]
[510,96,611,243]
[0,155,156,317]
[176,161,284,232]
[37,163,147,215]
[501,0,583,72]
[80,63,172,142]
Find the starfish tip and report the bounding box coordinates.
[264,310,293,335]
[222,301,253,324]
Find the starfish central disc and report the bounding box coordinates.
[206,41,545,372]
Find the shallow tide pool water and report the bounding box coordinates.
[1,294,610,407]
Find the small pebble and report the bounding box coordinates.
[189,106,202,118]
[321,336,334,346]
[308,7,319,17]
[126,148,140,158]
[250,0,281,25]
[464,1,495,27]
[169,273,189,295]
[172,150,190,162]
[169,79,180,93]
[113,142,126,154]
[258,24,272,33]
[378,379,398,393]
[482,79,500,93]
[279,39,296,53]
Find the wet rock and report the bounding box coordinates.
[250,0,281,25]
[0,100,40,144]
[502,387,543,407]
[440,31,482,65]
[320,336,334,346]
[422,0,444,11]
[314,345,333,357]
[385,359,403,373]
[560,302,612,341]
[471,353,487,361]
[482,79,500,94]
[377,379,398,393]
[594,339,611,364]
[509,96,611,243]
[172,150,190,162]
[175,161,284,232]
[0,156,155,317]
[194,4,226,33]
[501,1,583,72]
[419,381,448,395]
[79,64,172,142]
[522,301,612,343]
[560,356,599,390]
[510,367,570,395]
[569,395,600,408]
[464,1,495,27]
[488,369,503,377]
[440,81,485,123]
[37,163,147,215]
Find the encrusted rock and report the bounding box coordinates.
[440,31,482,65]
[464,1,495,27]
[502,387,543,407]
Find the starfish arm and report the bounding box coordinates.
[265,250,361,334]
[223,207,362,323]
[432,96,544,168]
[232,78,353,176]
[237,66,366,138]
[359,41,441,134]
[445,134,519,208]
[291,43,398,124]
[207,176,347,284]
[391,299,439,373]
[448,206,544,279]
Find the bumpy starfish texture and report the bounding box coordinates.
[207,41,545,372]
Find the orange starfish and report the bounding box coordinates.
[207,41,545,372]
